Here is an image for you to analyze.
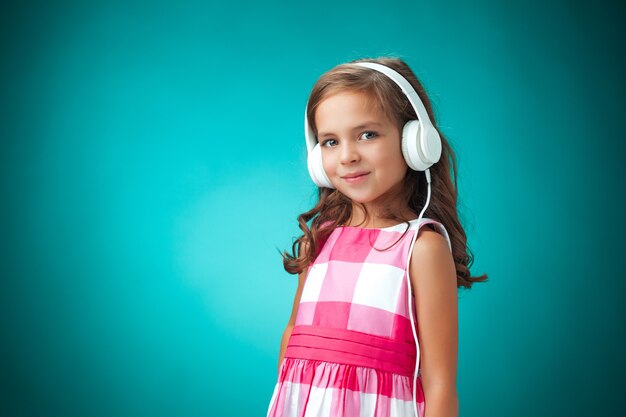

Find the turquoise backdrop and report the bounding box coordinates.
[2,0,624,416]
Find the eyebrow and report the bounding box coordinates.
[317,122,383,138]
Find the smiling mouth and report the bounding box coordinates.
[342,172,370,182]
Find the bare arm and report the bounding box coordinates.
[409,229,459,417]
[277,266,309,375]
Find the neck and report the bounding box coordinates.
[347,201,417,228]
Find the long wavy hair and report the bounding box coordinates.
[282,57,488,288]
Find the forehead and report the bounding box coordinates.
[315,90,389,128]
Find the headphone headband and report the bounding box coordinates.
[351,62,436,133]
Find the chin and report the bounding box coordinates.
[340,192,379,205]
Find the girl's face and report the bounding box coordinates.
[315,90,409,214]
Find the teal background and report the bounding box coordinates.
[1,0,624,416]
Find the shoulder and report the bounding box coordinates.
[409,226,456,289]
[414,225,450,255]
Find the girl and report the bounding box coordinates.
[266,57,487,417]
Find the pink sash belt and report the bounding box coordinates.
[284,325,416,377]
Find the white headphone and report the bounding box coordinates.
[304,61,443,189]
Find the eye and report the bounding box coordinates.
[360,131,378,141]
[321,138,338,147]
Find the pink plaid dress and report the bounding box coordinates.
[267,217,452,417]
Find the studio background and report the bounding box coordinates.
[1,0,624,416]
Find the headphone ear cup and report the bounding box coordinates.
[423,127,442,165]
[401,120,442,171]
[307,143,335,189]
[402,120,429,171]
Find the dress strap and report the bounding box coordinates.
[412,217,452,253]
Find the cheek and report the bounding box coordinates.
[379,147,409,178]
[376,143,406,167]
[321,150,335,174]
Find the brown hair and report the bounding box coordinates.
[282,57,488,288]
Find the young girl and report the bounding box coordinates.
[266,57,487,417]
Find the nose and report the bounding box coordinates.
[339,140,360,165]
